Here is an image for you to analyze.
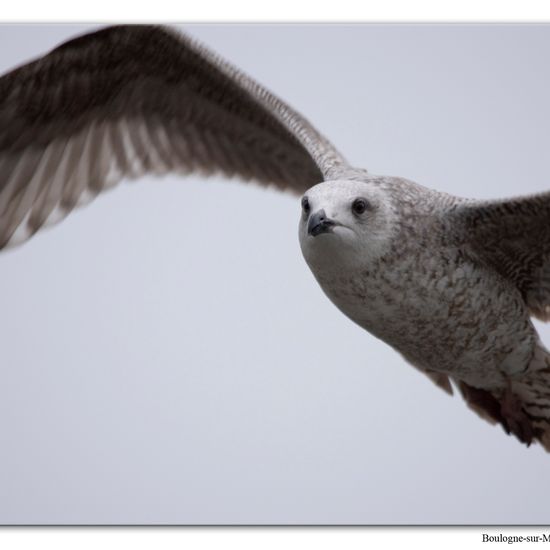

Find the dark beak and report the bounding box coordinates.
[307,209,336,237]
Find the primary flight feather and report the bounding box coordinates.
[2,24,550,451]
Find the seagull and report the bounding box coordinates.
[1,24,550,451]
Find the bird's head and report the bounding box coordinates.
[298,179,398,274]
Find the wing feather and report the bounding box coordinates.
[0,150,48,246]
[0,25,350,249]
[454,192,550,320]
[29,139,71,230]
[60,121,97,210]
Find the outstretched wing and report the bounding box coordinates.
[454,192,550,320]
[0,25,349,249]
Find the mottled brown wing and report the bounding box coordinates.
[454,192,550,320]
[0,25,349,249]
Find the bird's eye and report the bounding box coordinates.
[301,197,310,215]
[352,198,369,215]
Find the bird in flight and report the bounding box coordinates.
[1,25,549,451]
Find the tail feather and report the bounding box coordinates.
[514,365,550,452]
[458,354,550,452]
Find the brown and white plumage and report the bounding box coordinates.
[0,24,347,248]
[3,25,550,453]
[452,193,550,449]
[299,178,550,452]
[456,193,550,321]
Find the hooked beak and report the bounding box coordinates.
[307,209,336,237]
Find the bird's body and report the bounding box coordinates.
[305,176,523,386]
[310,189,522,385]
[2,24,550,450]
[300,175,550,446]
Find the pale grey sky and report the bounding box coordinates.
[1,24,550,524]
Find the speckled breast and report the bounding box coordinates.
[314,247,536,388]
